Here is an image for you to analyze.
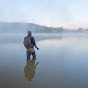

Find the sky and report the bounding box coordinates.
[0,0,88,29]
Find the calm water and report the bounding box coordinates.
[0,34,88,88]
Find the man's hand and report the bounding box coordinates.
[37,47,39,50]
[35,45,39,50]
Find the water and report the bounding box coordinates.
[0,34,88,88]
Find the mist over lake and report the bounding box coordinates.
[1,0,88,87]
[0,33,88,88]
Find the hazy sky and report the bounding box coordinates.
[0,0,88,29]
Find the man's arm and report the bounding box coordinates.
[31,36,39,50]
[35,45,39,50]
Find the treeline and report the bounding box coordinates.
[0,22,88,33]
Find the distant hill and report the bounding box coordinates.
[0,22,88,33]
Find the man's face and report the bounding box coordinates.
[28,31,32,36]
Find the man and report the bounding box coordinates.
[24,31,39,59]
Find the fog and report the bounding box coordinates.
[0,22,88,33]
[1,23,88,88]
[1,33,88,44]
[1,31,88,88]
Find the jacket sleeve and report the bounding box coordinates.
[31,37,36,46]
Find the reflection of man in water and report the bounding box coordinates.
[24,58,39,81]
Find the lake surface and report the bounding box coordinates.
[0,34,88,88]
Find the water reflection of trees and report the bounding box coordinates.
[24,58,39,81]
[35,35,63,42]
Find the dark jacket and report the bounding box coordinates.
[24,35,36,49]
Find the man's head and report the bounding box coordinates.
[28,31,32,36]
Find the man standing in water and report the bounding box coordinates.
[24,31,39,59]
